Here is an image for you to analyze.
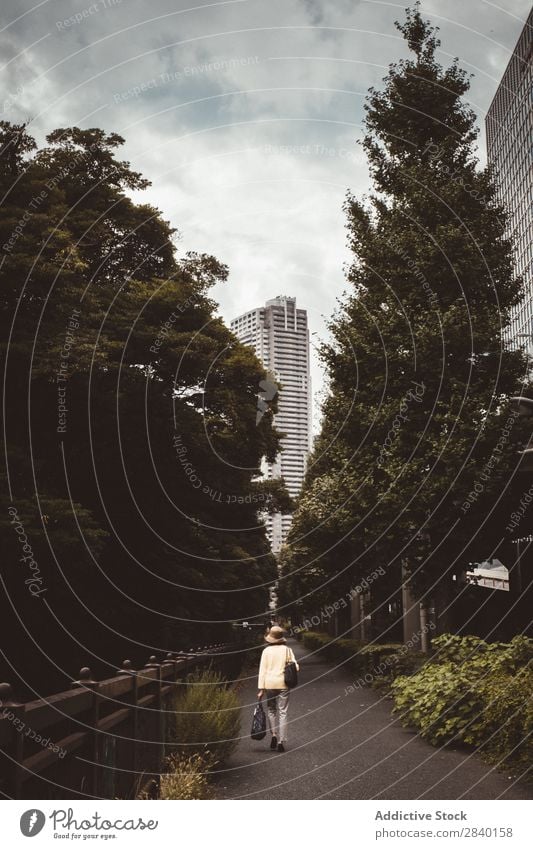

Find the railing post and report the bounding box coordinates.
[143,657,163,778]
[161,654,177,759]
[164,652,179,705]
[116,660,137,796]
[165,652,177,679]
[0,683,25,798]
[72,667,100,797]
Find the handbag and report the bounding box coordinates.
[251,701,267,740]
[284,648,298,688]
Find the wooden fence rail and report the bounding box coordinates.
[0,642,245,800]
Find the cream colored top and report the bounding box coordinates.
[258,644,299,690]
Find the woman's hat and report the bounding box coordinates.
[265,625,286,644]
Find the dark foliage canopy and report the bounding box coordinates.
[0,122,286,693]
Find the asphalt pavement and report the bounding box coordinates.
[213,639,531,800]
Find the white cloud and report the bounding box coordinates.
[1,0,531,423]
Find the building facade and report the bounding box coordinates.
[486,8,533,343]
[230,296,312,552]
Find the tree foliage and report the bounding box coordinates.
[280,5,531,626]
[0,122,281,693]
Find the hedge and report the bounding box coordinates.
[392,634,533,773]
[301,630,417,685]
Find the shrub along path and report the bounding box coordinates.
[213,640,531,800]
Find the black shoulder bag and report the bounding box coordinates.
[284,647,298,688]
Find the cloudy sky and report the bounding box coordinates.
[1,0,531,420]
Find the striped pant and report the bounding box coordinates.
[265,688,290,743]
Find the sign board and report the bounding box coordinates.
[466,558,510,592]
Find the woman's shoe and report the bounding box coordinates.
[270,736,278,750]
[277,742,285,753]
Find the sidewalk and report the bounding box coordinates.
[213,640,531,800]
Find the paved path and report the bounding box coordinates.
[214,640,531,800]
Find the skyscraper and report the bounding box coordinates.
[230,296,312,552]
[486,8,533,343]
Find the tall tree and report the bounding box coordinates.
[1,123,284,693]
[280,4,530,632]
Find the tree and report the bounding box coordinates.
[1,123,284,693]
[280,4,531,635]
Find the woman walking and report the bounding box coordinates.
[257,625,299,752]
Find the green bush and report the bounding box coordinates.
[302,631,411,685]
[351,644,417,687]
[392,634,533,772]
[167,668,241,765]
[301,631,331,652]
[393,662,479,744]
[159,751,215,800]
[302,631,362,663]
[355,643,403,676]
[323,637,363,664]
[374,650,427,688]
